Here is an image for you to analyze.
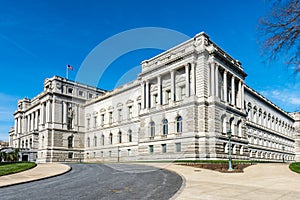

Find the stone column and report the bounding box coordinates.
[157,76,162,104]
[23,117,27,133]
[141,82,145,109]
[46,100,50,123]
[27,115,30,132]
[210,62,215,96]
[31,113,34,131]
[185,64,190,97]
[35,110,39,130]
[146,81,149,108]
[223,70,227,102]
[63,101,67,126]
[231,75,235,106]
[52,97,56,123]
[238,80,242,108]
[171,70,175,101]
[32,112,35,131]
[17,117,21,134]
[15,118,18,134]
[241,81,245,109]
[215,64,219,97]
[40,103,44,125]
[191,62,196,96]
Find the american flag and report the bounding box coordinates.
[67,64,74,71]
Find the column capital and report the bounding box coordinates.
[208,60,216,65]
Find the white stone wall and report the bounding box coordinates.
[245,87,295,161]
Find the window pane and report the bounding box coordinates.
[176,143,181,152]
[149,145,154,154]
[162,144,167,153]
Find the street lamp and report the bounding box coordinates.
[227,130,233,171]
[282,146,285,163]
[117,146,120,163]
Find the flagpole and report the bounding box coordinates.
[66,65,68,79]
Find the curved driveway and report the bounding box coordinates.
[0,163,182,200]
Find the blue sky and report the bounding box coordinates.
[0,0,299,141]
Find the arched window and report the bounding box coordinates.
[118,131,122,143]
[163,119,168,135]
[237,120,242,137]
[94,136,97,147]
[224,143,228,153]
[128,130,132,142]
[87,137,90,147]
[221,115,227,133]
[239,146,243,155]
[176,116,183,133]
[101,134,105,145]
[232,144,236,154]
[253,106,257,123]
[150,121,155,137]
[109,133,113,145]
[68,136,73,148]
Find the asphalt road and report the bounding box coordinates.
[0,163,183,200]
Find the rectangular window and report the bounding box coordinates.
[167,90,171,104]
[128,149,131,156]
[87,118,90,130]
[181,87,186,100]
[118,109,122,122]
[94,116,97,128]
[176,143,181,152]
[101,114,105,125]
[149,145,154,154]
[109,112,113,124]
[93,152,96,158]
[68,152,73,159]
[68,88,73,94]
[79,90,84,97]
[128,106,133,119]
[88,93,93,99]
[101,151,104,158]
[154,94,158,106]
[162,144,167,153]
[109,151,112,158]
[138,103,141,115]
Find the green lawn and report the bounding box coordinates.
[0,162,36,176]
[289,162,300,174]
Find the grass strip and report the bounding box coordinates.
[0,162,36,176]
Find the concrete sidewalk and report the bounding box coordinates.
[0,163,71,188]
[143,162,300,200]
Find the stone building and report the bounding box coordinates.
[9,32,300,163]
[9,76,105,162]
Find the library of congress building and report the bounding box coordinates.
[9,32,300,163]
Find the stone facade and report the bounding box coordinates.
[9,32,300,163]
[9,76,105,162]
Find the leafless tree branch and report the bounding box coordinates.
[258,0,300,72]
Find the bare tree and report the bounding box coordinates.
[259,0,300,73]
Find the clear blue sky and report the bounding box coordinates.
[0,0,299,141]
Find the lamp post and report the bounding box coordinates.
[117,146,120,163]
[227,130,233,171]
[282,146,285,163]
